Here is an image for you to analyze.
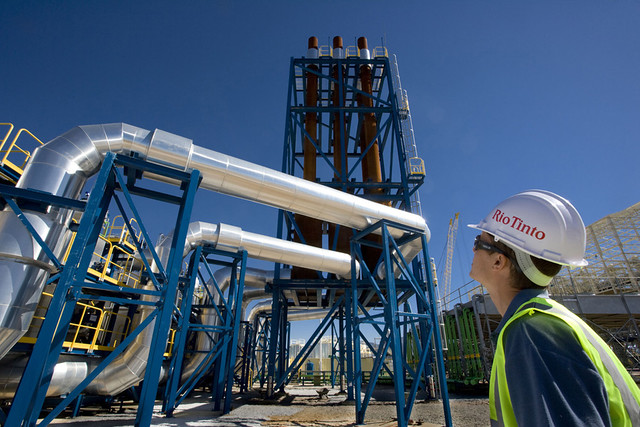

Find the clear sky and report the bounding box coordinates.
[2,1,639,339]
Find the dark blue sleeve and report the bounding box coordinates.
[503,313,611,427]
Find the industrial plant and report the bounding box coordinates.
[0,36,637,427]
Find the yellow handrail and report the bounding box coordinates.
[345,46,359,58]
[0,124,43,173]
[0,123,15,156]
[107,215,142,248]
[63,218,143,289]
[373,46,388,58]
[408,157,426,176]
[24,292,133,353]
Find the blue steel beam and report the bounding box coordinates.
[265,290,283,396]
[420,233,452,424]
[163,245,202,416]
[134,167,201,426]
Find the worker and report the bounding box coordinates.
[468,190,640,426]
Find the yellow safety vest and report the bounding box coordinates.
[490,297,640,426]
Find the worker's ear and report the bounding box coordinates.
[491,253,509,272]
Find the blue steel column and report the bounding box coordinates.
[239,322,253,392]
[279,303,289,392]
[266,289,282,397]
[223,251,247,413]
[164,245,203,416]
[380,223,408,427]
[6,153,203,426]
[134,169,200,426]
[255,315,270,389]
[350,242,363,421]
[338,303,346,393]
[421,233,452,425]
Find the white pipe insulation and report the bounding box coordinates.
[182,221,358,278]
[0,123,428,359]
[0,122,430,398]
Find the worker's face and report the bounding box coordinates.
[469,232,498,288]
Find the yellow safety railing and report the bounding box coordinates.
[318,45,332,57]
[0,122,44,180]
[164,328,177,357]
[86,235,142,288]
[408,157,426,176]
[107,215,142,251]
[62,217,144,289]
[315,45,388,59]
[345,46,359,58]
[373,46,388,58]
[0,123,14,152]
[22,292,132,353]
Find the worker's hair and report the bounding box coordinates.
[490,236,562,290]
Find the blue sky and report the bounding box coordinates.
[2,1,639,338]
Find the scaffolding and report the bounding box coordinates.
[551,202,640,296]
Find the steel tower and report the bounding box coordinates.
[268,36,451,427]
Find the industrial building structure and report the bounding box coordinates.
[1,35,636,427]
[0,37,452,427]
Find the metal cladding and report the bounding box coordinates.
[247,299,328,324]
[0,120,429,396]
[183,221,358,277]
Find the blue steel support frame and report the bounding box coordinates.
[326,305,347,392]
[274,295,345,391]
[251,314,271,388]
[163,246,247,415]
[4,153,200,427]
[163,245,203,416]
[350,219,452,427]
[238,321,253,393]
[280,53,421,209]
[265,289,283,396]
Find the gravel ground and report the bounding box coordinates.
[47,386,490,426]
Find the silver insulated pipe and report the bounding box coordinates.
[0,123,429,359]
[182,221,357,277]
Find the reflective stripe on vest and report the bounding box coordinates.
[490,297,640,426]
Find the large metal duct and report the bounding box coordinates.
[0,122,428,358]
[89,214,357,396]
[0,122,429,395]
[247,300,329,325]
[183,221,356,278]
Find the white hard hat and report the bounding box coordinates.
[468,190,588,268]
